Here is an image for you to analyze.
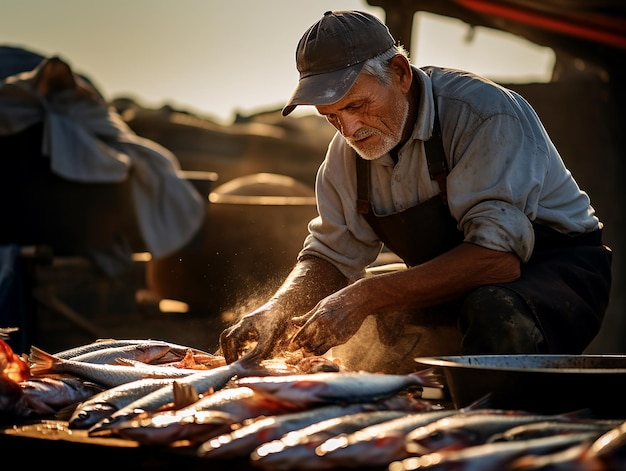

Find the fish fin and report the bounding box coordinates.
[28,345,58,376]
[172,381,200,408]
[462,392,494,411]
[558,408,595,421]
[410,367,445,388]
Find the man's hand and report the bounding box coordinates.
[219,256,349,363]
[219,305,290,364]
[288,283,371,356]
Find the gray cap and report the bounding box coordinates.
[282,10,395,116]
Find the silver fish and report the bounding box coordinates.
[68,344,173,365]
[250,409,410,470]
[314,409,463,469]
[113,386,299,446]
[405,409,593,456]
[68,376,179,429]
[87,357,253,437]
[29,345,199,388]
[389,432,600,471]
[236,369,441,408]
[52,338,211,360]
[488,419,624,443]
[197,397,418,460]
[18,375,104,417]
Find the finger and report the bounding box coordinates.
[291,314,310,327]
[219,330,241,364]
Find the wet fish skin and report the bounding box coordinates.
[250,409,410,470]
[52,339,212,360]
[29,346,199,388]
[313,408,464,469]
[68,377,179,429]
[236,369,441,408]
[389,432,600,471]
[87,357,254,437]
[68,344,172,365]
[115,409,237,446]
[19,375,104,416]
[112,386,297,446]
[404,410,592,456]
[488,419,624,443]
[197,401,410,460]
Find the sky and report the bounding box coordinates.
[1,0,555,124]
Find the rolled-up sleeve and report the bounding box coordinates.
[446,110,543,262]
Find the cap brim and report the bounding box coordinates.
[281,63,364,116]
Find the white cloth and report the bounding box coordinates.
[299,66,600,281]
[0,57,205,258]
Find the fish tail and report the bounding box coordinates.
[28,345,59,376]
[411,367,444,389]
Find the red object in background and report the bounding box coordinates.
[0,339,30,383]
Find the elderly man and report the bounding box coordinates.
[219,10,612,373]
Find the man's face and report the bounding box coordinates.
[316,71,409,160]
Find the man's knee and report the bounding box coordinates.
[459,285,547,354]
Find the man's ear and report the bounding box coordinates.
[390,55,413,93]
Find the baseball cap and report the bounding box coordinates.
[282,10,395,116]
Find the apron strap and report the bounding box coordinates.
[424,102,450,205]
[356,98,449,211]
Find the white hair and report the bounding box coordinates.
[361,44,410,85]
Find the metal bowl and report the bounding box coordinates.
[415,354,626,418]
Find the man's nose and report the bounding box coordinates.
[338,114,361,138]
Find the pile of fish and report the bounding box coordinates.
[2,335,626,470]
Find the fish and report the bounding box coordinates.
[51,338,212,360]
[18,375,104,417]
[197,396,421,460]
[236,369,441,408]
[113,386,300,446]
[68,376,180,429]
[68,344,173,365]
[575,419,626,470]
[0,374,26,417]
[28,345,200,388]
[313,409,464,469]
[87,355,256,436]
[250,409,411,470]
[404,409,593,456]
[389,432,601,471]
[487,418,624,443]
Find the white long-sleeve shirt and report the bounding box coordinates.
[299,66,600,281]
